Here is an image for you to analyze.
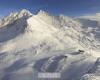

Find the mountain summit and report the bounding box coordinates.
[0,9,32,28]
[18,9,33,17]
[37,10,49,16]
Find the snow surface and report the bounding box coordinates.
[0,9,100,80]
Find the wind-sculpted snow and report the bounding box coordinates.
[0,9,100,80]
[0,50,96,80]
[80,58,100,80]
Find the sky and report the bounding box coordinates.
[0,0,100,17]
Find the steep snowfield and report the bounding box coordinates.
[0,9,100,80]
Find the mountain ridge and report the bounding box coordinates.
[0,9,100,80]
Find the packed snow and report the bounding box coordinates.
[0,9,100,80]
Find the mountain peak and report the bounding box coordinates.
[0,9,32,27]
[18,9,33,17]
[37,10,49,16]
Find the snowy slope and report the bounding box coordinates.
[80,58,100,80]
[76,14,100,55]
[0,9,100,80]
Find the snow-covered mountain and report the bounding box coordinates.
[0,9,100,80]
